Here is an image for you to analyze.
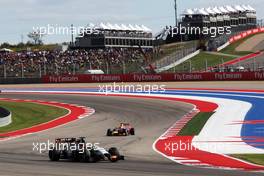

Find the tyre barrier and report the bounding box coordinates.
[0,107,12,127]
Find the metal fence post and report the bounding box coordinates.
[56,64,59,75]
[21,63,24,78]
[44,63,47,76]
[39,64,42,78]
[73,63,76,75]
[3,64,6,78]
[106,62,109,74]
[189,61,192,73]
[253,57,256,71]
[89,62,92,70]
[122,60,126,74]
[205,59,208,72]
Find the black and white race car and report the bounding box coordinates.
[48,137,124,162]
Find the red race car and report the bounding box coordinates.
[107,123,135,136]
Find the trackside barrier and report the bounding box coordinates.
[216,42,230,52]
[42,72,264,83]
[0,107,12,127]
[229,27,264,44]
[0,78,42,84]
[217,27,264,52]
[155,50,201,73]
[206,52,263,71]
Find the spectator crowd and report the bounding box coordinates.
[0,48,152,77]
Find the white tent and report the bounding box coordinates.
[234,5,246,12]
[106,23,116,30]
[121,24,132,31]
[90,23,152,32]
[99,23,110,30]
[225,5,237,13]
[219,6,229,14]
[182,9,194,15]
[193,8,209,15]
[0,48,13,52]
[128,24,138,31]
[135,24,144,31]
[114,24,123,30]
[183,4,256,16]
[241,5,250,11]
[86,23,95,29]
[206,7,216,15]
[141,25,152,33]
[246,5,256,12]
[212,7,222,14]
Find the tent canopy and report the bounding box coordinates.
[87,23,152,33]
[183,4,256,16]
[0,48,13,52]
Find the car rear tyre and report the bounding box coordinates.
[80,149,91,162]
[71,150,80,162]
[130,128,135,135]
[49,149,60,161]
[108,147,120,162]
[107,129,112,136]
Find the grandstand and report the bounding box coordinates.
[181,5,256,29]
[72,23,153,49]
[165,5,257,50]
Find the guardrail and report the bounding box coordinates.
[42,71,264,83]
[0,107,12,127]
[0,78,42,84]
[1,72,264,84]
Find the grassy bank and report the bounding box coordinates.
[168,52,235,72]
[0,101,68,133]
[232,154,264,166]
[178,112,214,136]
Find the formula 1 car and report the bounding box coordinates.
[107,123,135,136]
[48,137,124,162]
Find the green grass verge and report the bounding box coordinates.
[165,33,261,73]
[0,101,68,133]
[231,154,264,166]
[178,112,214,136]
[168,52,235,72]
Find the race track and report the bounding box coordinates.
[0,82,264,176]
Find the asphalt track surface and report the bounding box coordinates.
[0,82,264,176]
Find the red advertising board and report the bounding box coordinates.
[229,27,264,43]
[42,72,264,83]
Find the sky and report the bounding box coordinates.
[0,0,263,44]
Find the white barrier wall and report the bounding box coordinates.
[155,50,201,73]
[0,108,12,127]
[216,42,230,52]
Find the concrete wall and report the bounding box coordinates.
[0,78,42,84]
[0,107,12,127]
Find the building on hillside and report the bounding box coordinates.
[180,5,257,39]
[71,23,153,49]
[164,4,257,50]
